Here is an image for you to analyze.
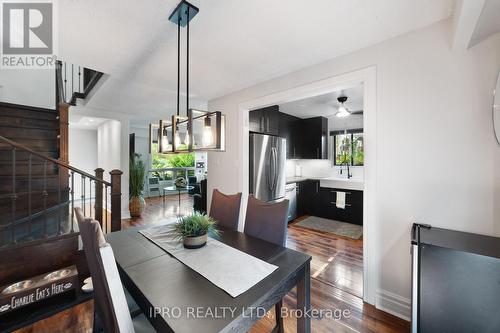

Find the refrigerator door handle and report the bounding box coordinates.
[273,147,279,192]
[270,147,277,191]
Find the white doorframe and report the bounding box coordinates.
[238,66,378,304]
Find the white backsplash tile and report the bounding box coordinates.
[286,159,364,179]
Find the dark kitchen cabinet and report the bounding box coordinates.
[251,107,328,160]
[299,117,328,159]
[297,180,319,216]
[278,112,301,159]
[249,105,279,136]
[313,187,363,225]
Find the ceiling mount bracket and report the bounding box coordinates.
[168,0,199,27]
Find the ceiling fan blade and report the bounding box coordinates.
[350,110,363,115]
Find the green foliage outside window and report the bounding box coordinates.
[334,132,364,166]
[151,143,195,180]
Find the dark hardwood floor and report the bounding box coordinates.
[123,196,410,333]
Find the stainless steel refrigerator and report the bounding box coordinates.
[249,133,286,202]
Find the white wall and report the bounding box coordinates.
[98,120,122,181]
[208,20,500,318]
[69,128,98,199]
[97,119,130,217]
[0,69,55,109]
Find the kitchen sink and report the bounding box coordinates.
[320,177,364,191]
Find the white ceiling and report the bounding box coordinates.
[279,84,363,119]
[69,115,109,130]
[59,0,454,117]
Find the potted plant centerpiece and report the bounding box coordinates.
[129,154,146,217]
[170,212,219,249]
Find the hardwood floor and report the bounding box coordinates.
[124,197,410,333]
[122,193,194,228]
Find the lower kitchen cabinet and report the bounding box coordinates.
[314,187,363,225]
[297,180,319,216]
[295,181,363,226]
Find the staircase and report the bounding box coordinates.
[57,61,104,106]
[0,60,120,287]
[0,103,70,245]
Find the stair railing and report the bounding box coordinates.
[55,60,104,106]
[0,135,121,248]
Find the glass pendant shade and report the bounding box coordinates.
[188,109,225,151]
[158,119,173,153]
[172,115,190,153]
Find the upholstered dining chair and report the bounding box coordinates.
[243,195,289,333]
[75,208,154,333]
[209,189,242,231]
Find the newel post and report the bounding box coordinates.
[94,168,104,225]
[110,169,123,232]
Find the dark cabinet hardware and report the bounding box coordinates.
[330,190,352,195]
[331,202,352,206]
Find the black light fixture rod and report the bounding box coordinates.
[186,8,189,115]
[177,14,181,116]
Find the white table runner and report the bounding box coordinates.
[139,225,278,297]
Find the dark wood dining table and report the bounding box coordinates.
[106,226,312,333]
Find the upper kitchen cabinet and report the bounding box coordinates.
[278,112,301,159]
[249,105,279,136]
[298,116,328,159]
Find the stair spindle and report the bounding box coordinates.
[57,164,62,235]
[82,175,86,216]
[64,62,67,103]
[70,171,75,233]
[89,178,92,219]
[10,148,17,244]
[71,64,74,98]
[42,160,48,238]
[27,154,32,240]
[105,185,108,233]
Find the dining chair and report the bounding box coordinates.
[209,189,242,231]
[244,195,289,333]
[75,208,154,333]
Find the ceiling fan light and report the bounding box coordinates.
[336,106,350,118]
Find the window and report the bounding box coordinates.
[332,130,364,166]
[151,143,195,179]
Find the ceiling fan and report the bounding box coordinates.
[335,95,363,117]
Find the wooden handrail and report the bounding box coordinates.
[0,135,111,186]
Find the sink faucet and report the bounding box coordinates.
[340,164,353,179]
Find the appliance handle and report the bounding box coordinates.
[273,146,279,191]
[271,147,278,191]
[268,148,273,191]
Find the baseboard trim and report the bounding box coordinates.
[375,289,411,321]
[121,210,131,219]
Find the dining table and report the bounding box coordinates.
[105,226,312,333]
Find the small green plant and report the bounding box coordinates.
[170,212,219,240]
[129,154,146,197]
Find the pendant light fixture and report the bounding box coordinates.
[155,0,226,154]
[336,96,351,118]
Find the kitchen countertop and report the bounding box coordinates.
[286,176,364,191]
[286,176,328,184]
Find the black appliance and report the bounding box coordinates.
[411,223,500,332]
